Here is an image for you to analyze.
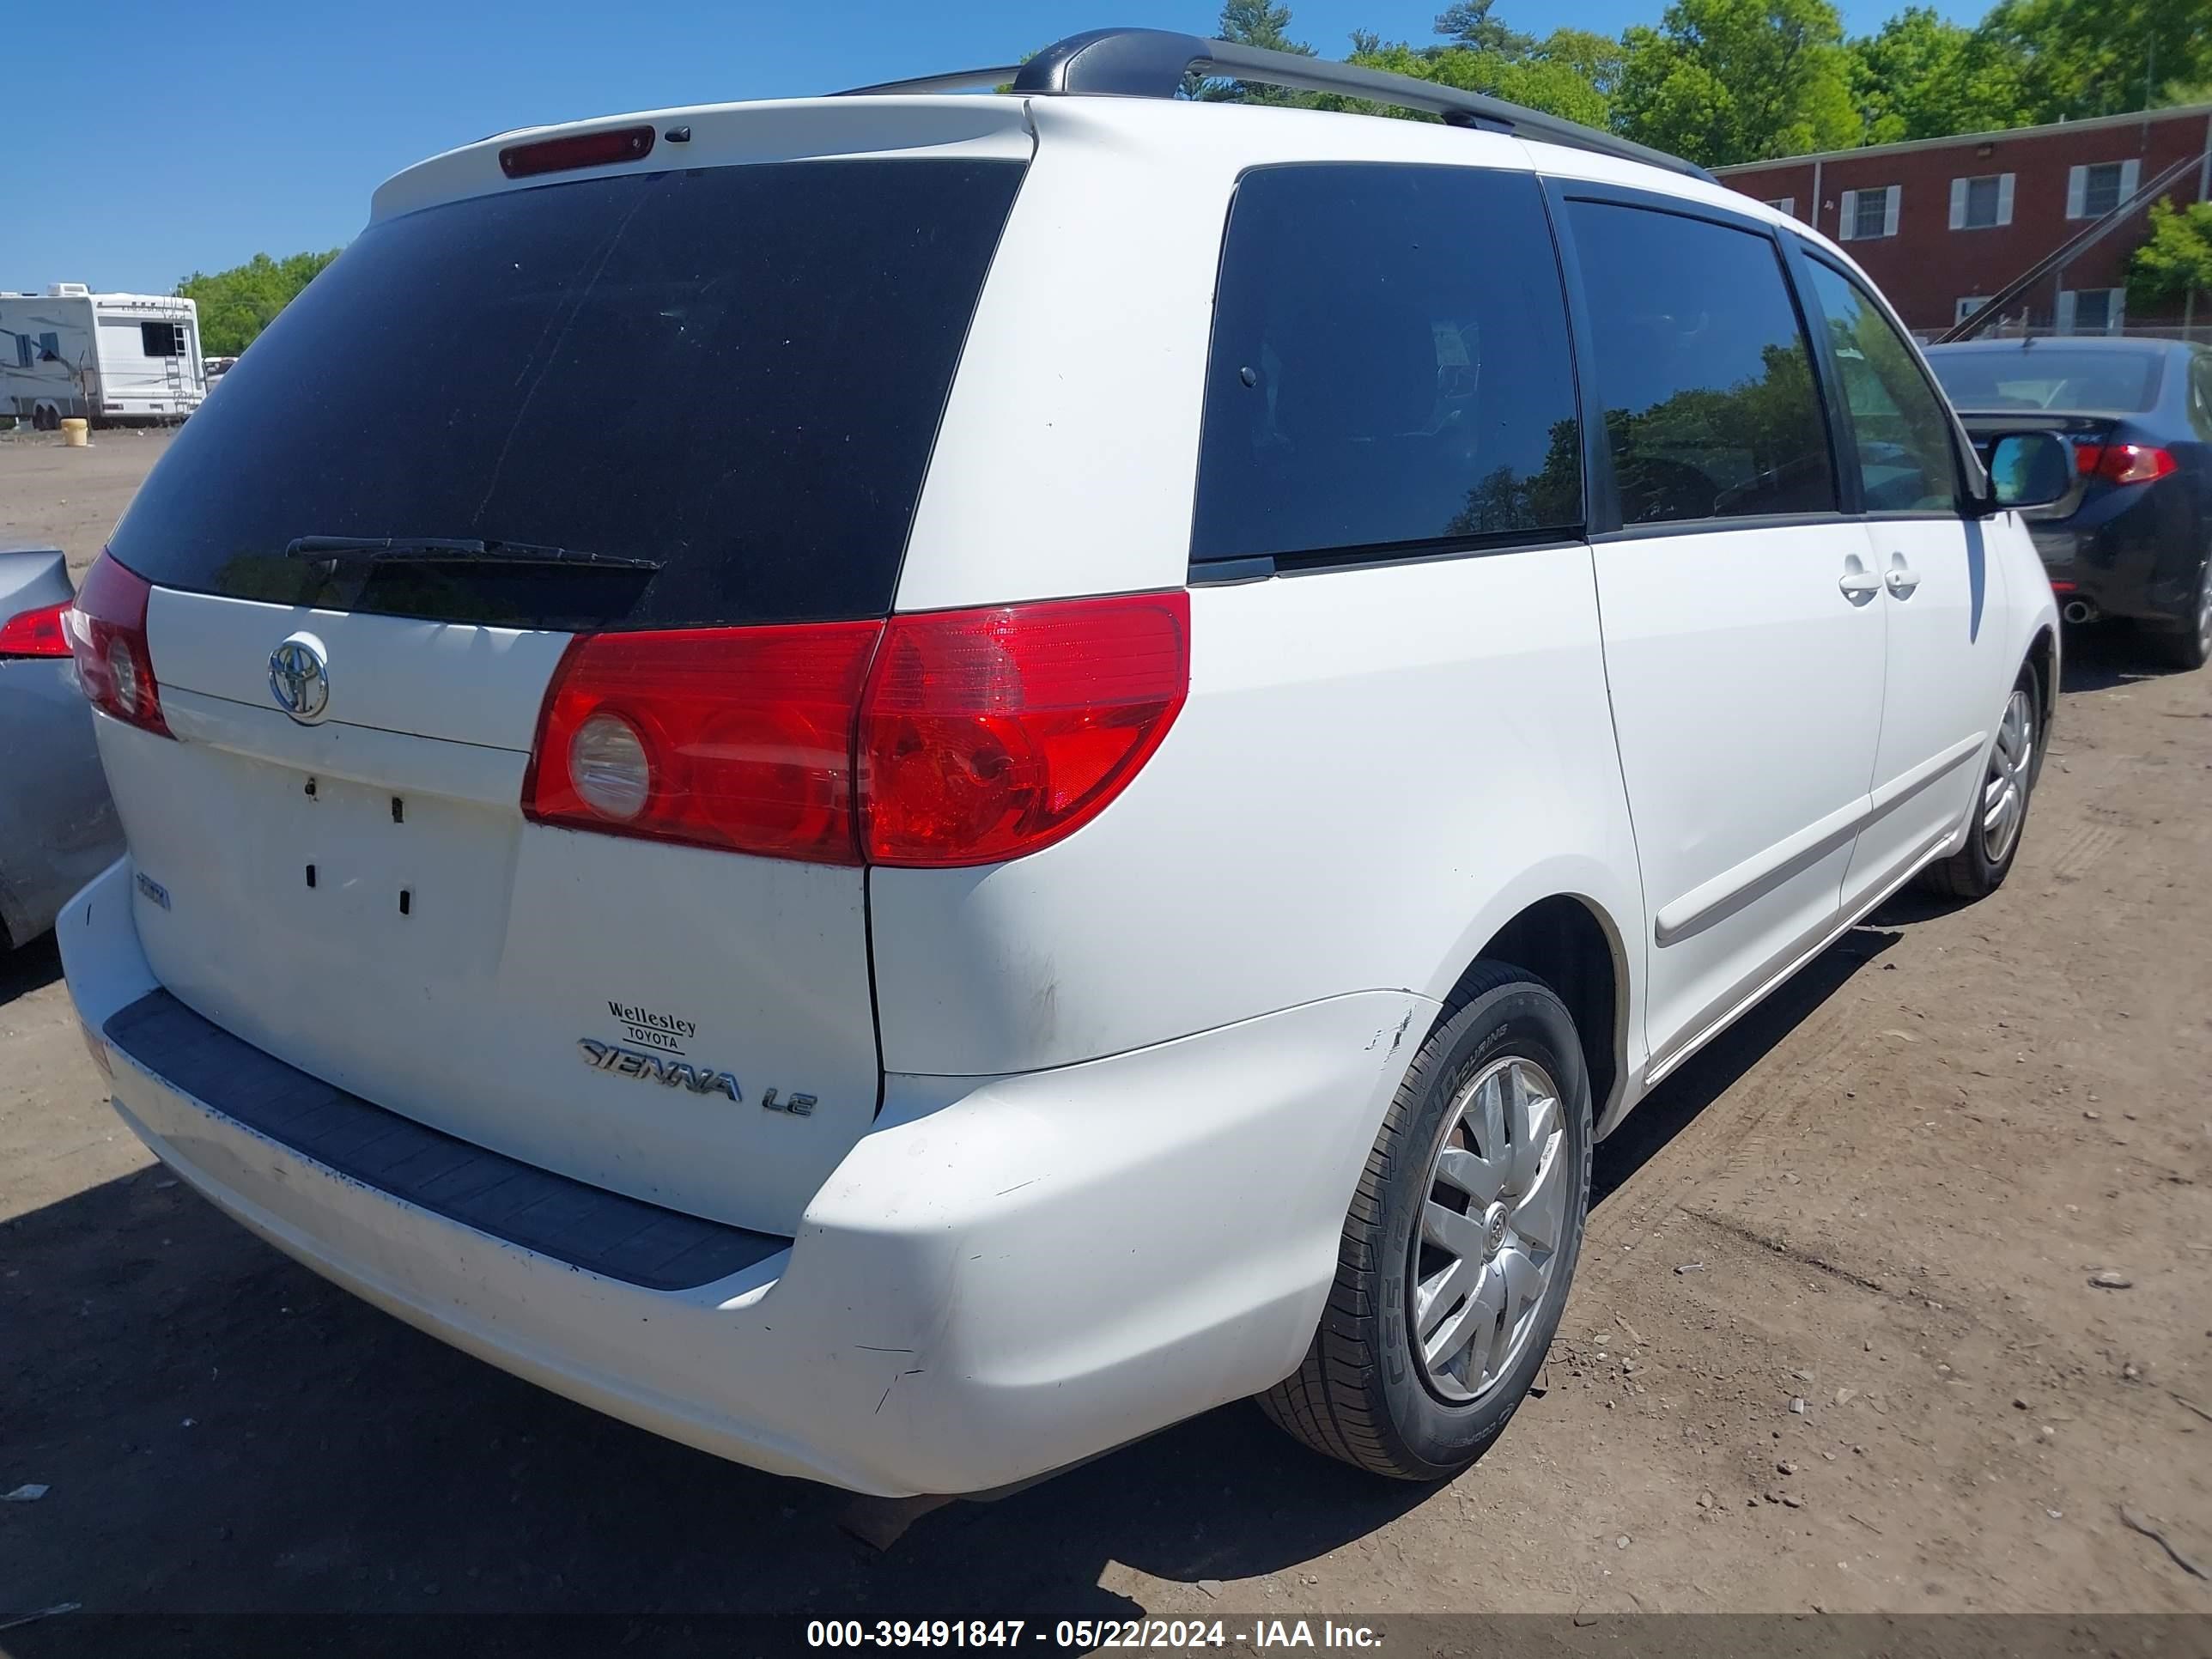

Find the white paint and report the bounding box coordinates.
[873,545,1647,1091]
[1596,524,1884,1066]
[70,853,1416,1497]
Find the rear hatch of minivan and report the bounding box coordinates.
[89,106,1031,1235]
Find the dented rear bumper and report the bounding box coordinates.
[59,856,1423,1495]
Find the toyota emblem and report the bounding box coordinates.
[268,633,331,724]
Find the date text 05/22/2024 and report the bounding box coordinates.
[805,1620,1385,1649]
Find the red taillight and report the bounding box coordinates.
[0,599,71,659]
[499,125,655,179]
[525,622,881,864]
[523,592,1191,869]
[66,555,171,737]
[2075,443,2177,485]
[858,592,1190,867]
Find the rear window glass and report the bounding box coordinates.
[1925,348,2163,414]
[1191,164,1583,564]
[110,158,1027,629]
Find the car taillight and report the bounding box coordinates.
[65,555,171,737]
[525,622,882,864]
[523,591,1191,869]
[2075,443,2177,485]
[0,599,71,659]
[859,592,1190,867]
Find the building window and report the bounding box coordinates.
[2058,288,2126,335]
[2068,160,2140,221]
[1955,296,1991,323]
[1765,197,1796,219]
[1840,185,1899,241]
[140,321,185,357]
[1949,173,2014,229]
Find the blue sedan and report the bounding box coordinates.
[1928,337,2212,672]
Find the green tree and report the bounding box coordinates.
[1847,7,2031,143]
[1198,0,1317,103]
[2128,197,2212,310]
[178,250,340,357]
[1342,28,1620,130]
[1615,0,1860,167]
[1433,0,1534,58]
[1976,0,2212,124]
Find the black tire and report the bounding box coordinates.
[1921,659,2043,902]
[1259,963,1592,1480]
[2146,557,2211,673]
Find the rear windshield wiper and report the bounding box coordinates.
[284,536,662,572]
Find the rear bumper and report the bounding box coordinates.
[58,857,1423,1496]
[2032,482,2204,624]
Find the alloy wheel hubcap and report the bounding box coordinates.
[1410,1054,1567,1404]
[2197,566,2211,656]
[1982,687,2035,864]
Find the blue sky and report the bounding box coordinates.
[4,0,1960,295]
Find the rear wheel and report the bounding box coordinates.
[2148,557,2211,672]
[1259,963,1591,1480]
[1922,660,2040,902]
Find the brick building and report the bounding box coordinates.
[1716,104,2212,338]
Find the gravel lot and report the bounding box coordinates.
[3,429,2209,1624]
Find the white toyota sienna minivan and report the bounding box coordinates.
[58,28,2070,1497]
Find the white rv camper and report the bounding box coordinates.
[0,284,205,428]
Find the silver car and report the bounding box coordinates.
[0,547,122,949]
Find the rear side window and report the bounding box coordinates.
[1802,261,1960,514]
[109,158,1027,630]
[1192,164,1582,564]
[1567,201,1835,525]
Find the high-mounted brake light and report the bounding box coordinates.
[523,592,1192,869]
[2074,442,2178,486]
[0,599,71,659]
[66,554,171,737]
[499,125,656,179]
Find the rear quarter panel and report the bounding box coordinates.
[878,103,1648,1098]
[869,548,1647,1083]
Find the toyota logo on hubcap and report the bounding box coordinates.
[269,634,331,724]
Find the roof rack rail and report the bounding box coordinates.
[836,65,1022,97]
[835,27,1715,185]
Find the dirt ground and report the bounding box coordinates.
[2,429,2209,1627]
[0,428,177,583]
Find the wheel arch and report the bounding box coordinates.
[2027,623,2058,735]
[1431,890,1632,1136]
